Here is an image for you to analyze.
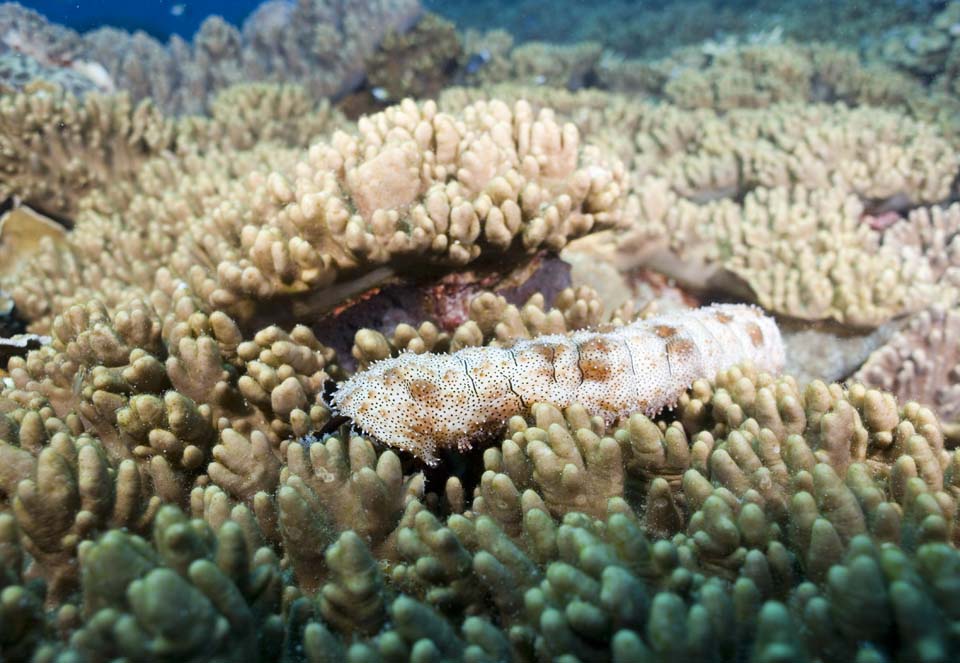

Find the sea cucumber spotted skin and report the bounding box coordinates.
[332,303,785,464]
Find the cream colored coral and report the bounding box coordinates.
[0,88,174,219]
[883,203,960,294]
[720,187,928,325]
[3,84,343,332]
[629,103,957,206]
[562,99,956,325]
[197,98,628,316]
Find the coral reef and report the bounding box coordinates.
[5,95,627,334]
[0,0,422,115]
[2,0,960,659]
[865,2,960,85]
[0,88,174,220]
[0,82,344,221]
[428,0,936,60]
[441,86,958,326]
[459,30,603,92]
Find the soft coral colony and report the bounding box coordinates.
[1,0,960,661]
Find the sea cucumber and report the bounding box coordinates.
[332,303,785,464]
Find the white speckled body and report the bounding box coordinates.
[332,303,784,464]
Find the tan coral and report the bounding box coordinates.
[882,203,960,291]
[597,40,933,117]
[629,103,957,206]
[12,432,159,602]
[236,324,338,439]
[277,433,424,591]
[442,92,955,325]
[720,186,934,326]
[6,97,626,333]
[189,98,627,320]
[584,182,937,326]
[4,84,341,332]
[0,88,174,219]
[174,82,348,153]
[468,362,958,581]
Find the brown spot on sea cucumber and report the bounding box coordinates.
[747,323,764,347]
[529,343,559,382]
[383,367,403,385]
[714,312,733,324]
[409,379,439,400]
[654,325,678,338]
[578,337,614,381]
[666,338,696,359]
[410,417,437,440]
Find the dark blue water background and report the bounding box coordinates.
[14,1,263,40]
[13,0,943,46]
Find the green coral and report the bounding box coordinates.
[8,359,958,661]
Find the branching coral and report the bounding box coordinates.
[278,433,424,591]
[48,506,285,662]
[4,344,960,659]
[626,102,957,206]
[1,4,960,659]
[3,84,343,329]
[177,98,627,321]
[5,96,626,335]
[598,40,928,115]
[0,87,174,220]
[559,101,957,326]
[439,85,958,325]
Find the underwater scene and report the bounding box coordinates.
[1,0,960,661]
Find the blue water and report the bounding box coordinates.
[12,0,942,53]
[15,0,263,39]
